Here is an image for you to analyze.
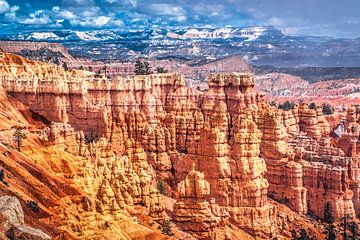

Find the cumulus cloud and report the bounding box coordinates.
[102,0,137,7]
[20,10,51,25]
[150,4,185,16]
[0,0,9,13]
[0,0,359,37]
[93,16,110,26]
[4,5,19,21]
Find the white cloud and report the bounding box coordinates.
[150,4,185,16]
[73,15,111,27]
[62,0,95,6]
[4,5,19,20]
[20,10,51,25]
[102,0,137,7]
[80,6,101,17]
[112,19,124,26]
[0,0,9,13]
[128,0,137,7]
[173,15,187,22]
[94,16,110,26]
[268,17,285,26]
[59,10,76,20]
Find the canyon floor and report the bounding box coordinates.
[0,49,359,240]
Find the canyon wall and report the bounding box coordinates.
[0,52,359,239]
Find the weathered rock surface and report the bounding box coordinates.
[0,196,24,230]
[6,225,51,240]
[0,52,358,239]
[0,195,51,240]
[173,167,228,240]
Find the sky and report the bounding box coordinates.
[0,0,359,37]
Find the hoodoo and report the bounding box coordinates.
[0,52,358,239]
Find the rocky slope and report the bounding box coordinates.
[256,72,360,106]
[0,52,359,239]
[0,41,250,88]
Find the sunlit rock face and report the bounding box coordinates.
[173,166,229,240]
[0,52,359,239]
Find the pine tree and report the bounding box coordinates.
[322,103,334,115]
[341,214,351,240]
[269,101,277,107]
[157,180,168,196]
[62,62,69,71]
[143,61,152,75]
[299,228,310,240]
[134,60,144,75]
[324,202,334,224]
[160,220,173,236]
[349,221,359,240]
[309,102,316,109]
[327,224,336,240]
[291,229,298,240]
[156,67,168,73]
[278,101,295,111]
[13,128,28,152]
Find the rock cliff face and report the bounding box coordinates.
[173,166,229,240]
[0,52,358,239]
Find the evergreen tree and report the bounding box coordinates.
[157,180,168,196]
[156,67,168,73]
[322,103,335,115]
[95,69,101,78]
[143,61,152,75]
[269,100,277,107]
[278,101,295,111]
[134,60,144,75]
[351,126,357,133]
[291,229,298,240]
[349,221,359,240]
[62,62,69,71]
[309,102,316,109]
[299,228,310,240]
[341,214,351,240]
[13,128,28,152]
[160,220,173,236]
[327,224,336,240]
[324,202,334,224]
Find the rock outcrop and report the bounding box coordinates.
[0,52,358,239]
[0,196,51,240]
[173,165,229,240]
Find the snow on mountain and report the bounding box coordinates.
[166,26,273,40]
[240,27,268,41]
[73,31,100,41]
[27,32,61,40]
[168,28,236,39]
[15,26,280,42]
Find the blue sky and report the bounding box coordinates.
[0,0,359,37]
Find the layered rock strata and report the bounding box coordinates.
[173,165,229,240]
[0,52,359,238]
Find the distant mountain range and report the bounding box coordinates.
[1,26,360,68]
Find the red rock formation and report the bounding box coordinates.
[256,72,360,106]
[173,165,229,240]
[0,52,358,239]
